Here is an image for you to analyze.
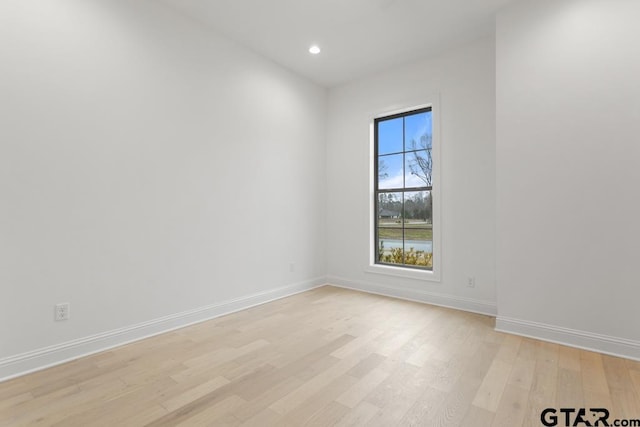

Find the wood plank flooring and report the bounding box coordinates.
[1,286,639,426]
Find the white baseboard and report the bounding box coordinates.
[0,277,326,382]
[496,316,640,361]
[7,277,635,383]
[326,275,497,317]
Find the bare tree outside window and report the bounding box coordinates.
[408,134,432,187]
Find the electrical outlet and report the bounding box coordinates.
[55,303,70,321]
[466,277,476,288]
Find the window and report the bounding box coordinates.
[374,107,433,271]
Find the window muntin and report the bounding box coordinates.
[374,107,433,270]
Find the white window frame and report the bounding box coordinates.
[366,98,441,282]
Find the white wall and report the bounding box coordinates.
[0,0,326,377]
[496,0,640,358]
[326,38,497,314]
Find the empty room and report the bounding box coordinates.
[1,0,639,425]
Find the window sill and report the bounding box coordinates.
[365,264,440,282]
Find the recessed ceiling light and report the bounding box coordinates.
[308,45,321,55]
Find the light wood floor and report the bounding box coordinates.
[1,286,639,426]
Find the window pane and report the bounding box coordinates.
[378,153,403,190]
[404,191,432,269]
[403,191,431,224]
[378,191,403,265]
[378,192,403,222]
[405,150,431,188]
[377,227,403,264]
[403,240,432,269]
[377,117,403,155]
[405,111,432,151]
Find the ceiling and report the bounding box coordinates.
[160,0,516,87]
